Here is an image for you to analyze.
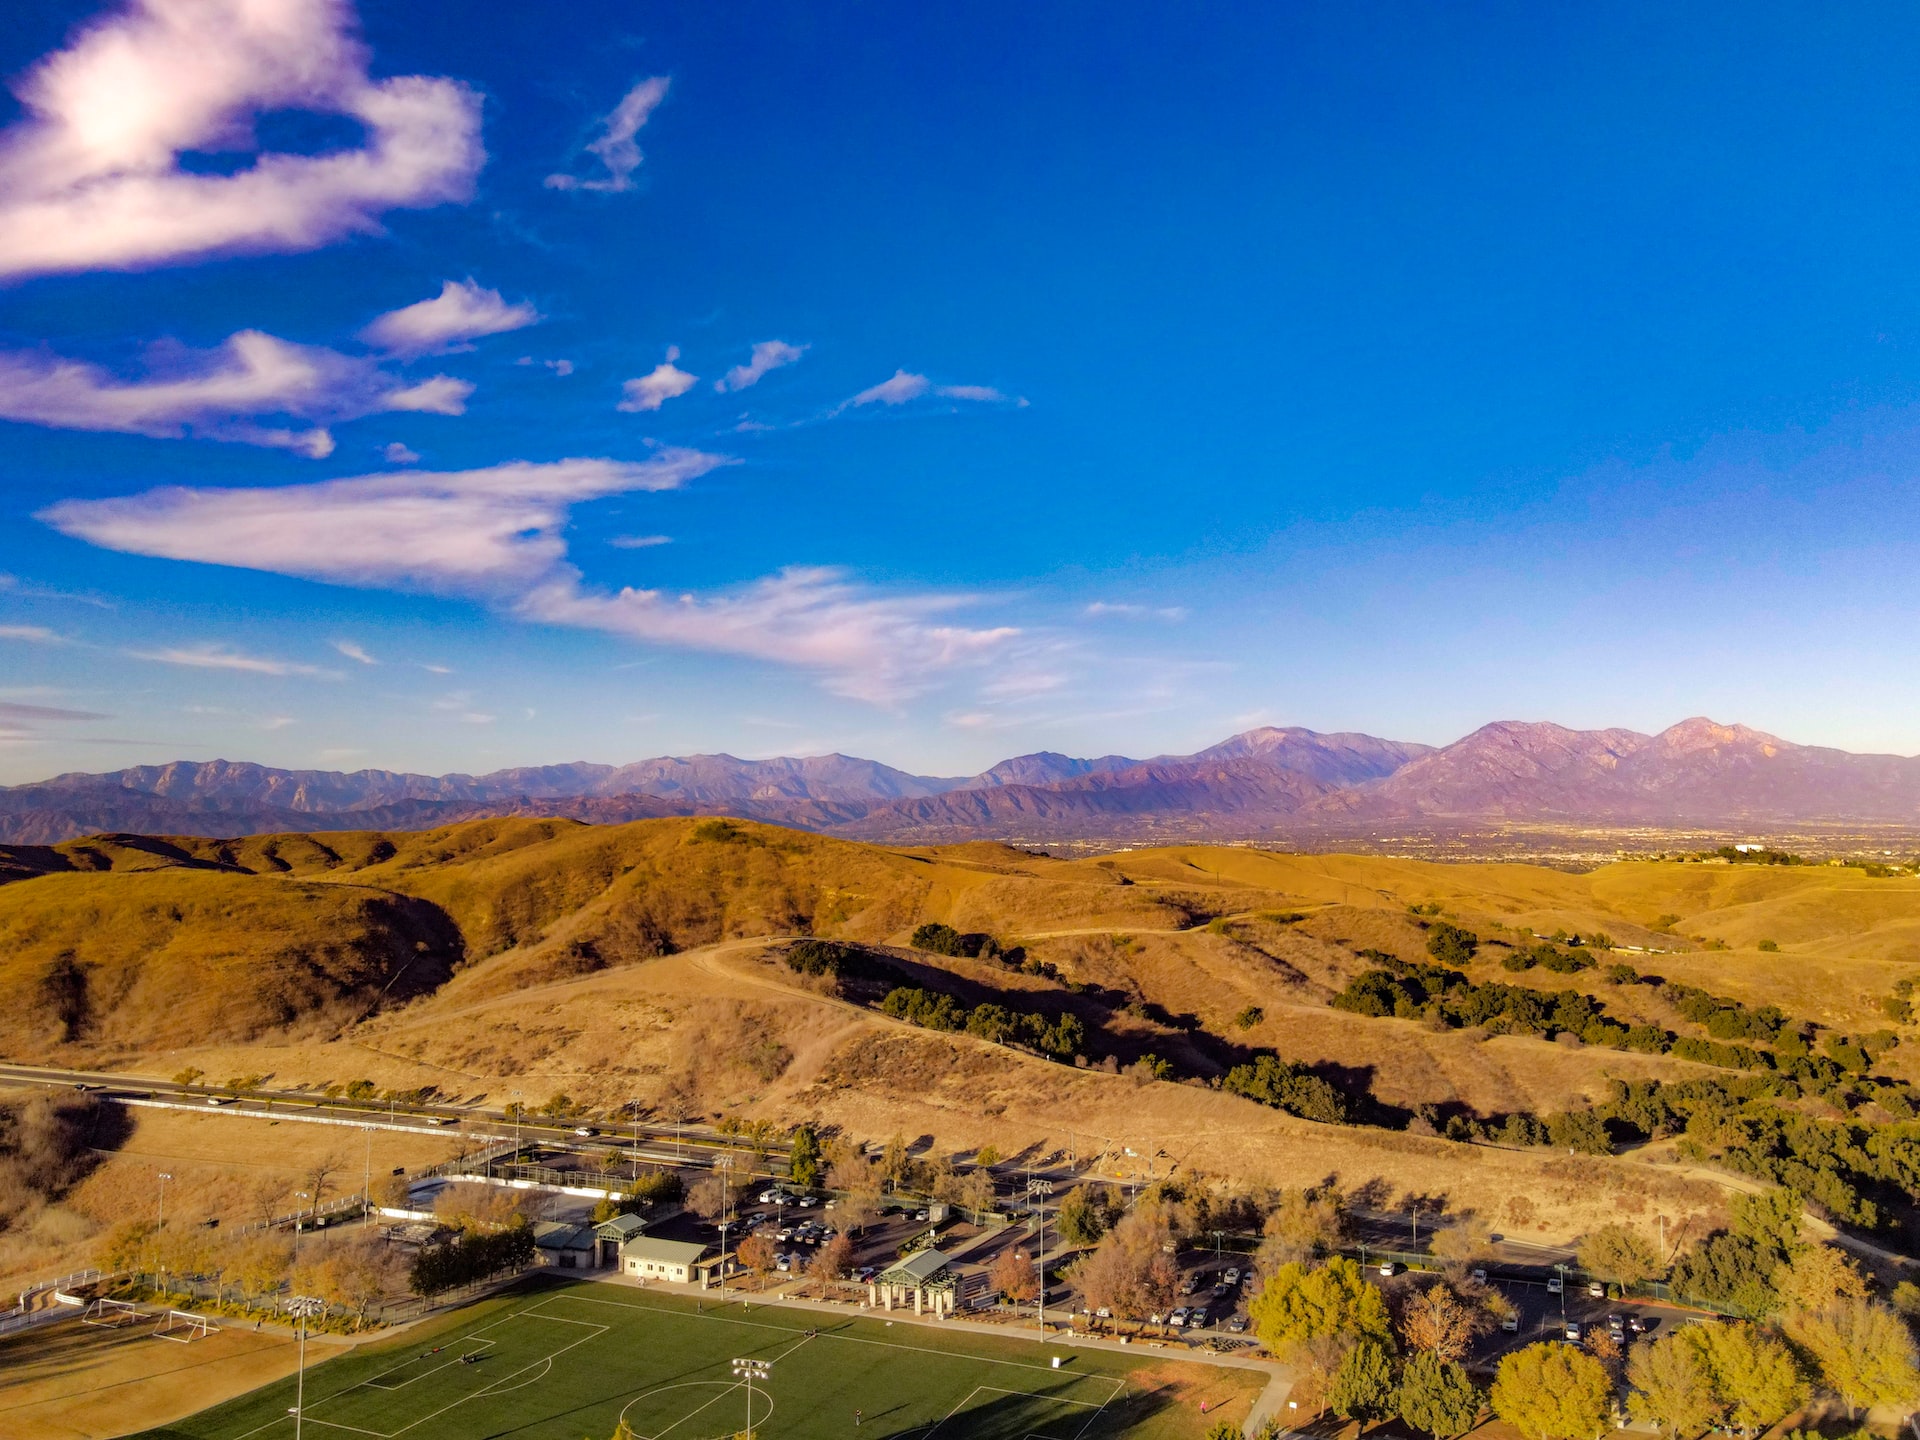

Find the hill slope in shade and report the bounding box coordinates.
[8,718,1920,843]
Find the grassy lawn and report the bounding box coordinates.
[134,1278,1265,1440]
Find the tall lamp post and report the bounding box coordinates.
[731,1356,768,1438]
[286,1294,325,1440]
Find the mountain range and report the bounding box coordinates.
[6,717,1920,846]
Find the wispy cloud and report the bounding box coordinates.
[0,332,471,456]
[383,442,420,464]
[0,624,64,644]
[44,452,1021,703]
[332,639,377,665]
[125,643,341,678]
[619,349,698,412]
[0,573,114,609]
[716,340,806,393]
[0,700,107,722]
[44,454,726,592]
[608,534,672,549]
[546,77,669,194]
[1084,601,1189,621]
[361,280,541,356]
[839,370,1016,411]
[0,0,482,279]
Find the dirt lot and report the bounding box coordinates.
[0,1313,357,1440]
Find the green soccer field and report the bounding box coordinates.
[133,1279,1267,1440]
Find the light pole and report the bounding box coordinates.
[731,1356,768,1438]
[154,1171,173,1292]
[286,1294,324,1440]
[362,1126,373,1210]
[630,1098,641,1183]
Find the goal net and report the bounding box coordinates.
[82,1298,140,1327]
[152,1310,218,1343]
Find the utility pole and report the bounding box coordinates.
[630,1098,641,1184]
[362,1126,373,1210]
[286,1294,324,1440]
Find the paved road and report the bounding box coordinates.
[0,1060,759,1162]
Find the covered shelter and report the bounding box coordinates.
[593,1212,649,1267]
[873,1247,956,1316]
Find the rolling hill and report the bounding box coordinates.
[7,718,1920,845]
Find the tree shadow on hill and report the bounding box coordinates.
[865,1375,1179,1439]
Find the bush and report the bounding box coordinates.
[910,923,967,956]
[1426,923,1478,967]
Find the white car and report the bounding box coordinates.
[1378,1261,1400,1277]
[1169,1307,1189,1327]
[1546,1276,1564,1294]
[1223,1268,1241,1286]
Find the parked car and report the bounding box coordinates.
[775,1254,792,1272]
[1564,1320,1582,1341]
[573,1125,599,1136]
[1588,1281,1605,1299]
[1227,1316,1247,1334]
[1169,1308,1190,1328]
[914,1209,929,1222]
[1189,1309,1210,1329]
[856,1266,877,1283]
[1211,1282,1229,1298]
[1501,1312,1519,1332]
[1470,1268,1488,1283]
[1378,1261,1400,1277]
[1607,1315,1626,1341]
[1546,1276,1564,1294]
[1224,1268,1242,1286]
[758,1189,781,1204]
[1628,1315,1649,1334]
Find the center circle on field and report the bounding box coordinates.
[617,1379,774,1439]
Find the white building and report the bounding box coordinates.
[621,1236,708,1284]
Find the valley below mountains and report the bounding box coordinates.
[7,717,1920,849]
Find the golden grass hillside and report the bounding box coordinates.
[0,868,462,1059]
[4,820,1918,1251]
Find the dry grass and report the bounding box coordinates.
[4,821,1917,1255]
[0,1312,351,1440]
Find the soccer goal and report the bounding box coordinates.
[152,1310,218,1343]
[82,1298,140,1327]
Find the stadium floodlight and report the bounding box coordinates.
[731,1357,769,1437]
[286,1294,326,1440]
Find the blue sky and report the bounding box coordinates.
[6,0,1920,782]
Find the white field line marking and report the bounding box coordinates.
[364,1337,498,1390]
[297,1311,607,1439]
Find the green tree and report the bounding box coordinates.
[1328,1339,1397,1422]
[1248,1257,1393,1358]
[1055,1184,1114,1247]
[1426,923,1478,967]
[1578,1224,1661,1289]
[1399,1352,1482,1440]
[1626,1332,1720,1438]
[1491,1343,1613,1440]
[1204,1423,1244,1440]
[788,1124,822,1188]
[1789,1300,1920,1419]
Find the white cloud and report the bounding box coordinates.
[43,450,1020,702]
[361,280,541,356]
[716,340,806,393]
[0,0,483,278]
[126,643,340,678]
[1084,601,1189,621]
[608,534,672,549]
[546,76,669,194]
[44,453,727,592]
[0,331,471,455]
[619,350,697,412]
[521,567,1018,704]
[382,374,473,415]
[0,624,63,644]
[262,714,296,730]
[547,359,575,377]
[331,639,376,664]
[842,370,1011,410]
[383,442,420,463]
